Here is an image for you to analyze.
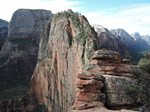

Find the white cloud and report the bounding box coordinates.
[84,4,150,35]
[0,0,149,35]
[0,0,81,21]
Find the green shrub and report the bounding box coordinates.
[127,60,150,110]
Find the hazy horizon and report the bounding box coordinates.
[0,0,150,35]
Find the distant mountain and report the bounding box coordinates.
[111,29,149,52]
[111,30,150,63]
[93,26,150,62]
[131,32,141,40]
[142,35,150,45]
[93,25,128,58]
[132,32,150,45]
[131,32,150,51]
[111,29,135,47]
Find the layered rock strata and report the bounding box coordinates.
[71,50,142,112]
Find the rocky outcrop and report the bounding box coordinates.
[26,10,98,112]
[0,9,52,101]
[24,10,144,112]
[71,50,142,112]
[0,19,8,49]
[94,25,128,58]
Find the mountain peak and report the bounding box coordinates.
[131,32,141,39]
[92,24,106,32]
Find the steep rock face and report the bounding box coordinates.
[0,9,52,100]
[26,11,143,112]
[71,50,142,112]
[0,19,8,49]
[94,25,128,58]
[27,10,98,112]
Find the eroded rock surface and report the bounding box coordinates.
[25,11,143,112]
[71,50,142,112]
[0,9,52,102]
[27,10,98,112]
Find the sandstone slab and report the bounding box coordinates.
[104,75,142,108]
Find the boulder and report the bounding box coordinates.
[92,49,120,61]
[72,50,142,112]
[104,75,142,108]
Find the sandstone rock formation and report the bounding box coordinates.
[26,10,142,112]
[26,10,98,112]
[0,9,52,101]
[0,19,8,49]
[71,50,142,112]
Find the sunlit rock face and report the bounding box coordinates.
[27,10,98,112]
[25,11,143,112]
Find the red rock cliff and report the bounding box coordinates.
[27,10,98,112]
[26,11,143,112]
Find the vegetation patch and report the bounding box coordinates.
[125,82,143,102]
[126,58,150,111]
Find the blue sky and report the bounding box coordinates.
[80,0,150,11]
[0,0,150,35]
